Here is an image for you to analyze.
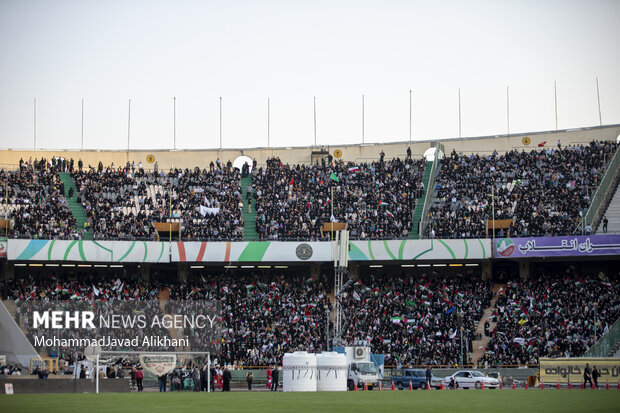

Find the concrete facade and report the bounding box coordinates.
[1,124,618,171]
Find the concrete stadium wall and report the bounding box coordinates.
[0,125,618,170]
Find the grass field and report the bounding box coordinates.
[0,390,619,413]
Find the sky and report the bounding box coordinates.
[0,0,619,150]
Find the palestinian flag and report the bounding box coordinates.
[422,300,431,307]
[291,315,300,323]
[390,316,403,324]
[246,284,256,290]
[379,200,389,207]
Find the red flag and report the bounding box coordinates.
[538,141,546,147]
[289,177,294,186]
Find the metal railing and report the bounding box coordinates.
[585,317,620,358]
[418,149,440,238]
[577,145,620,233]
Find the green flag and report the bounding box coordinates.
[329,172,339,182]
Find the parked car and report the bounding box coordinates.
[391,369,443,390]
[443,370,500,389]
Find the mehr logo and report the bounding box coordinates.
[295,243,313,260]
[496,238,515,257]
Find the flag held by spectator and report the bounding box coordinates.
[329,172,339,182]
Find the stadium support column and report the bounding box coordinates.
[178,263,187,283]
[1,261,14,281]
[140,264,150,282]
[481,262,492,280]
[519,262,530,282]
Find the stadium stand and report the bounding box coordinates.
[71,165,243,240]
[426,141,618,238]
[253,156,425,240]
[483,272,620,367]
[0,166,78,240]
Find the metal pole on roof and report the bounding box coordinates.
[81,99,84,150]
[127,99,131,150]
[596,77,602,126]
[34,98,37,149]
[554,81,558,130]
[173,97,177,150]
[409,90,412,142]
[458,89,462,138]
[362,94,365,144]
[313,96,317,146]
[506,86,510,136]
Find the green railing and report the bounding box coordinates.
[418,146,441,238]
[585,317,620,357]
[577,146,620,233]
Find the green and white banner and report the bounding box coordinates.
[171,241,331,262]
[348,239,491,261]
[8,238,491,263]
[8,239,169,263]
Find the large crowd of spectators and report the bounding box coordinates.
[1,160,78,240]
[1,267,618,368]
[253,156,425,240]
[2,139,618,241]
[483,270,620,366]
[426,141,617,238]
[170,271,331,367]
[71,163,243,240]
[339,274,491,366]
[6,272,172,358]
